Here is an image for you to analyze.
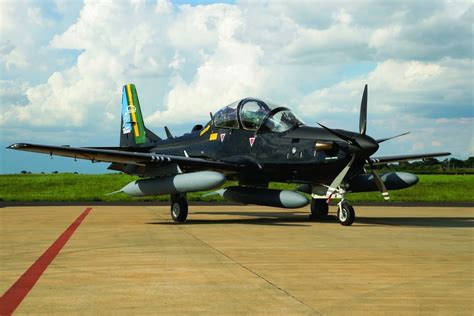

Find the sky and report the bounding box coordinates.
[0,0,472,174]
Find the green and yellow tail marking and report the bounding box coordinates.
[122,83,146,144]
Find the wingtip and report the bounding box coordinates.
[6,143,24,149]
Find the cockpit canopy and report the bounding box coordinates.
[213,98,305,133]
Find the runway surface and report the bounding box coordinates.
[1,205,473,314]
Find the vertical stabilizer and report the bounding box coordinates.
[120,84,160,148]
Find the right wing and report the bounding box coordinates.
[369,152,451,165]
[7,143,241,171]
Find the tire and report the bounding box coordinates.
[310,198,329,219]
[337,202,355,226]
[170,195,188,223]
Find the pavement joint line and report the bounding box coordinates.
[170,224,322,313]
[182,228,322,315]
[147,206,321,314]
[0,207,93,315]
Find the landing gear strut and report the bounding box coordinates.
[309,198,329,219]
[170,193,188,223]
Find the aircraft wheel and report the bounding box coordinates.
[337,202,355,226]
[170,195,188,223]
[310,198,329,219]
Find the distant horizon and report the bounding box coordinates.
[2,155,471,175]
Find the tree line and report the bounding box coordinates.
[385,157,474,174]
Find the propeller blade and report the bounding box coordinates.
[376,132,410,144]
[327,155,356,196]
[359,84,368,135]
[317,123,361,148]
[367,160,390,200]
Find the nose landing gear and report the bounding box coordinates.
[310,185,356,226]
[337,200,355,226]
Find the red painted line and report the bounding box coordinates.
[0,207,92,315]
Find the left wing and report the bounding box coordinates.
[369,152,451,165]
[7,143,241,171]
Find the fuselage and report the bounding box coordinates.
[150,123,378,186]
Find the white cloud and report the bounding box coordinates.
[298,58,472,117]
[155,0,172,15]
[0,80,29,106]
[147,9,265,124]
[0,47,29,69]
[332,8,352,25]
[167,3,239,51]
[168,51,185,70]
[0,0,472,161]
[148,37,266,124]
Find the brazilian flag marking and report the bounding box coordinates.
[122,84,146,144]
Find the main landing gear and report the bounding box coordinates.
[310,197,356,226]
[309,198,329,219]
[170,193,188,223]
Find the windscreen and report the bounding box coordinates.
[260,109,305,132]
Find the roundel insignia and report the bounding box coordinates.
[249,137,256,147]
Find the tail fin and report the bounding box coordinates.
[120,83,160,148]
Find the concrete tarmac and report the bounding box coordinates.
[1,205,473,315]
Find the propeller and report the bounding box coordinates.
[376,132,409,144]
[317,84,392,201]
[366,159,390,200]
[317,122,361,149]
[359,84,367,135]
[327,155,356,199]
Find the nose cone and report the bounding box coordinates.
[354,135,379,156]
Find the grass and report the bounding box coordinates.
[0,173,473,202]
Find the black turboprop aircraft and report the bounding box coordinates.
[8,84,450,226]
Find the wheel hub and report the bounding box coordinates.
[339,207,348,221]
[172,204,180,218]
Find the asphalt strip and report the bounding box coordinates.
[1,201,472,208]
